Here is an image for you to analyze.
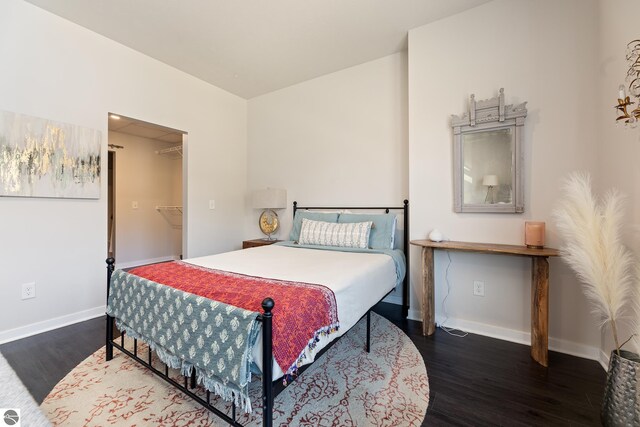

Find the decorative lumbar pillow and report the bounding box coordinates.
[289,211,340,242]
[298,218,372,248]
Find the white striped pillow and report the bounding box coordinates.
[298,218,373,248]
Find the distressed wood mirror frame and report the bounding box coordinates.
[451,88,528,213]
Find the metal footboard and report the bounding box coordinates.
[105,257,274,427]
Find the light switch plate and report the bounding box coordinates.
[209,200,215,210]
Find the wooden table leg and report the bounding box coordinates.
[422,246,436,336]
[531,256,549,367]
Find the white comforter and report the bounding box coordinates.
[184,244,398,378]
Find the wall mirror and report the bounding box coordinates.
[451,88,527,213]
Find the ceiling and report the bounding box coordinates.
[25,0,490,99]
[108,114,183,144]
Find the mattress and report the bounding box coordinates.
[184,243,399,378]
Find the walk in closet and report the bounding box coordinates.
[108,114,184,268]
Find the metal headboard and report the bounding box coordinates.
[293,200,409,318]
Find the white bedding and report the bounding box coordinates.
[184,244,398,378]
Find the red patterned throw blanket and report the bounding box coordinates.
[128,261,340,377]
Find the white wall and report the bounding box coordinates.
[247,52,408,235]
[597,0,640,357]
[109,131,182,267]
[247,52,408,302]
[0,0,247,342]
[408,0,602,358]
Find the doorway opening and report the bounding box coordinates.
[107,113,186,268]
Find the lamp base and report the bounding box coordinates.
[484,186,496,204]
[258,209,280,240]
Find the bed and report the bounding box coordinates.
[105,200,409,427]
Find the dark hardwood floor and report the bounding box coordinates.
[375,304,606,426]
[0,303,606,426]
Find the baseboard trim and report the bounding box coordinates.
[0,305,106,345]
[599,349,610,371]
[548,335,603,363]
[407,308,422,322]
[417,314,603,364]
[436,314,529,344]
[117,255,179,269]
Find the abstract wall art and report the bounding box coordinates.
[0,110,101,199]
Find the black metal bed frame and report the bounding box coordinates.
[104,200,409,427]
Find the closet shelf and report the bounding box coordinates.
[155,145,182,157]
[155,206,183,214]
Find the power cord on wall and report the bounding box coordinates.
[437,250,468,338]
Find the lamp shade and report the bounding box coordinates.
[482,175,499,187]
[252,188,287,209]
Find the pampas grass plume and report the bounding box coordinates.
[553,172,635,354]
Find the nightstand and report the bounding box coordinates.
[242,239,282,249]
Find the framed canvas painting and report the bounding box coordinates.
[0,110,101,199]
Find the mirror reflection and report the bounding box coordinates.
[462,128,513,205]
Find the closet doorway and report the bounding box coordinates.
[107,113,186,268]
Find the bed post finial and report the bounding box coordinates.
[261,297,275,313]
[261,297,274,427]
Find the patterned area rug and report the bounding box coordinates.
[41,312,429,426]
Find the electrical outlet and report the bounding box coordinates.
[473,280,485,297]
[21,282,36,300]
[132,201,139,209]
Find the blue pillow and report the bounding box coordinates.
[338,213,396,249]
[290,211,339,242]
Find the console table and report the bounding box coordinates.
[410,239,560,367]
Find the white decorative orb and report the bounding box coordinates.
[428,229,443,242]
